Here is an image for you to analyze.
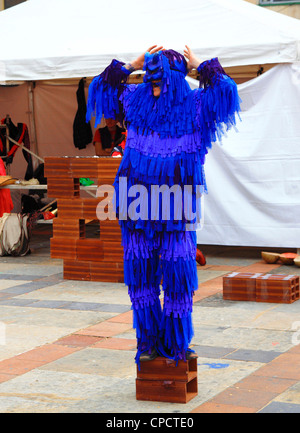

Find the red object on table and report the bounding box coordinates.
[196,248,206,266]
[0,159,13,217]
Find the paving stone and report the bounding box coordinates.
[235,375,296,394]
[0,299,39,307]
[224,349,281,363]
[16,344,82,364]
[76,321,133,338]
[192,345,236,359]
[0,280,35,292]
[92,303,131,313]
[37,348,136,378]
[254,353,300,380]
[92,337,136,351]
[0,274,40,281]
[55,335,102,348]
[259,402,300,413]
[191,402,256,413]
[0,373,17,384]
[107,311,133,324]
[0,293,12,300]
[2,282,52,295]
[58,302,107,311]
[0,265,63,277]
[1,225,300,413]
[212,386,278,410]
[0,358,45,375]
[272,380,300,405]
[24,300,73,309]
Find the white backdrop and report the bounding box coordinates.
[197,63,300,248]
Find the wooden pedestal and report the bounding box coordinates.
[45,156,123,283]
[136,357,198,404]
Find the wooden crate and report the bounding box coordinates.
[136,356,198,404]
[256,274,300,304]
[223,272,264,301]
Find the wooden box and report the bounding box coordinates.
[136,356,198,404]
[256,274,300,304]
[223,272,264,301]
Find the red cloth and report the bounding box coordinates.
[0,159,13,217]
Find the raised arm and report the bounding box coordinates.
[184,45,241,150]
[86,45,163,127]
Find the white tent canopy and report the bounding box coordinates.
[1,0,300,81]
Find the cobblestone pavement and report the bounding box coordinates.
[0,224,299,413]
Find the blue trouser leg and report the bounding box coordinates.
[121,227,162,363]
[121,225,198,363]
[159,230,198,361]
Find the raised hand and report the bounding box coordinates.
[184,45,201,71]
[130,45,164,71]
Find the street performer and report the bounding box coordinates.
[86,45,240,366]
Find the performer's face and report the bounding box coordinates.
[152,81,161,98]
[106,118,116,128]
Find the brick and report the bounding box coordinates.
[50,238,77,260]
[55,199,83,219]
[256,274,299,304]
[47,177,80,199]
[63,260,91,281]
[53,218,82,239]
[223,272,264,301]
[44,157,71,177]
[76,238,103,262]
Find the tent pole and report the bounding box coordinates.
[28,81,39,170]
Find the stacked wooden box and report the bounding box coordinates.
[45,156,123,282]
[223,272,300,304]
[136,356,198,404]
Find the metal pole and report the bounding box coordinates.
[5,135,44,163]
[28,82,39,170]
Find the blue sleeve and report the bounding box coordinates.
[86,60,132,127]
[194,57,241,151]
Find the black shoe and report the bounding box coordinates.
[139,348,158,362]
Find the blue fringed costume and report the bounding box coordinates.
[86,50,240,365]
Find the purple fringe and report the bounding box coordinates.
[163,50,188,75]
[101,59,127,88]
[197,57,227,88]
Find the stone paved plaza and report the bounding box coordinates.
[0,224,299,413]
